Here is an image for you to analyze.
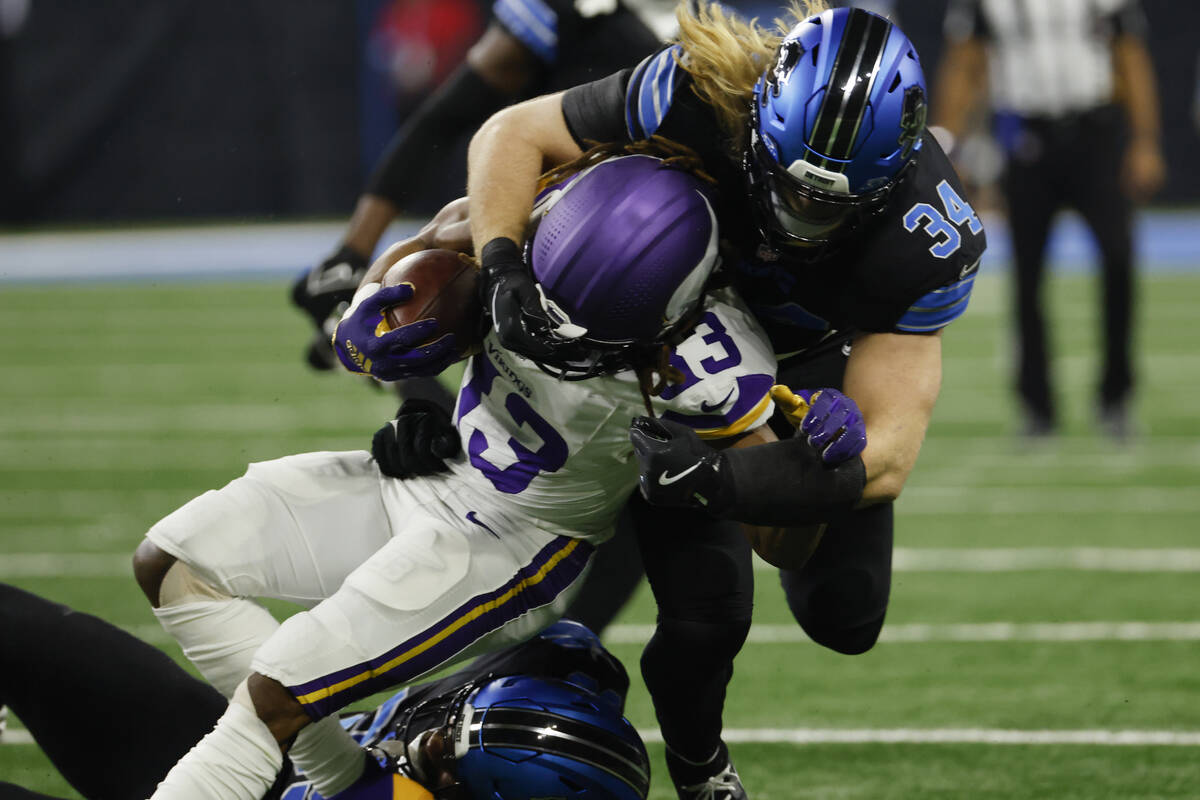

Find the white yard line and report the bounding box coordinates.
[603,621,1200,645]
[643,728,1200,746]
[11,548,1200,579]
[7,727,1199,747]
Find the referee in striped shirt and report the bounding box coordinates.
[932,0,1165,439]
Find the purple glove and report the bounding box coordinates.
[796,388,867,465]
[332,283,460,380]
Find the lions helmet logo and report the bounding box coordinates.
[765,40,804,99]
[898,85,927,160]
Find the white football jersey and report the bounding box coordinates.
[441,287,777,542]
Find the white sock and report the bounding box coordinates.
[290,715,367,796]
[153,563,280,698]
[150,692,282,800]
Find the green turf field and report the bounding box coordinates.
[2,269,1199,798]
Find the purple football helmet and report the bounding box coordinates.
[526,154,720,378]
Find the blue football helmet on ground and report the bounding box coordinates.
[747,6,927,246]
[449,674,651,799]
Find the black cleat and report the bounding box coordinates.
[667,742,748,800]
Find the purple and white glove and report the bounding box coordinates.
[794,388,867,465]
[332,282,460,381]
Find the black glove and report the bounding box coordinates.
[629,416,733,515]
[372,399,461,478]
[291,244,370,329]
[478,237,585,360]
[292,245,370,371]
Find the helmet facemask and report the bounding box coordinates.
[745,93,910,249]
[744,7,927,251]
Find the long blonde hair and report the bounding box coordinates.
[674,1,829,155]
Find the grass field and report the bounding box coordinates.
[2,257,1199,797]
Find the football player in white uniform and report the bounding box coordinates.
[134,149,780,800]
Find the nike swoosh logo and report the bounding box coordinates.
[959,258,981,280]
[658,463,701,485]
[700,388,735,413]
[466,511,499,538]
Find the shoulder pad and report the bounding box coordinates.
[853,133,988,332]
[624,45,686,139]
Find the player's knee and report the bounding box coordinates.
[640,616,752,690]
[803,613,886,655]
[782,568,888,656]
[245,673,310,747]
[132,538,177,607]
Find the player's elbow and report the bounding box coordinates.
[471,103,526,155]
[860,461,910,505]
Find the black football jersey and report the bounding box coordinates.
[563,46,987,355]
[492,0,662,94]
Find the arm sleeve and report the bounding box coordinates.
[721,436,866,526]
[561,68,637,147]
[561,44,687,147]
[365,64,512,208]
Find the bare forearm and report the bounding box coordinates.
[342,194,399,260]
[931,39,988,139]
[1113,36,1161,143]
[468,111,544,249]
[467,92,582,251]
[360,197,473,285]
[845,332,943,504]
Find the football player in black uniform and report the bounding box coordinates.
[461,3,986,799]
[350,3,985,798]
[0,582,649,800]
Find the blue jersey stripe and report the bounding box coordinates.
[626,46,681,139]
[494,0,559,64]
[895,274,976,332]
[624,53,656,138]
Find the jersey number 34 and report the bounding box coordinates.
[902,180,983,259]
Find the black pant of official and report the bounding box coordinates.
[1003,104,1134,424]
[609,339,895,764]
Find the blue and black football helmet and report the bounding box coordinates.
[746,6,927,246]
[377,671,650,799]
[450,675,650,799]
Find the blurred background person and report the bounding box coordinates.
[290,0,669,386]
[932,0,1166,440]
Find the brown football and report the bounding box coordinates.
[381,248,482,358]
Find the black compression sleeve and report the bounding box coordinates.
[719,436,866,526]
[561,70,634,148]
[365,64,512,208]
